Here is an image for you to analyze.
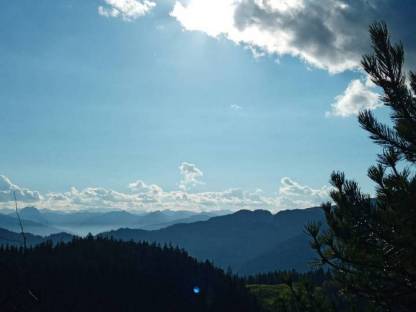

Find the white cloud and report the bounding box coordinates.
[0,175,42,203]
[276,177,331,209]
[0,167,330,212]
[128,180,164,204]
[170,0,236,37]
[128,180,163,195]
[326,78,381,117]
[230,104,242,111]
[98,0,156,21]
[170,0,416,74]
[179,162,204,190]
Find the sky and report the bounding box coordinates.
[0,0,414,212]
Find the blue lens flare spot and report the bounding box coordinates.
[193,286,200,294]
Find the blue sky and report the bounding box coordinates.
[0,0,414,212]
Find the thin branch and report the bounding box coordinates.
[13,191,27,250]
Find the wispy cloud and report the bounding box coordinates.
[230,104,242,111]
[98,0,156,21]
[179,162,204,190]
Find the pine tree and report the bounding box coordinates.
[307,22,416,312]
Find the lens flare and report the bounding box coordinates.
[193,286,200,294]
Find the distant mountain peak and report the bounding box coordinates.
[21,206,40,213]
[18,206,49,225]
[232,209,272,216]
[225,209,274,222]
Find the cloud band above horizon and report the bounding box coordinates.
[0,163,330,212]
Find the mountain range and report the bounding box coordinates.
[0,227,73,246]
[0,207,228,235]
[0,206,325,274]
[100,207,325,274]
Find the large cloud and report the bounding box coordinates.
[0,166,330,212]
[171,0,416,73]
[98,0,156,21]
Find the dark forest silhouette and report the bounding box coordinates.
[0,236,261,312]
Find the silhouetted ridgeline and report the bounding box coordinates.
[0,228,73,246]
[0,207,227,235]
[0,237,262,312]
[0,207,325,274]
[100,207,325,274]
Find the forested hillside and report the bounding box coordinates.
[0,237,262,312]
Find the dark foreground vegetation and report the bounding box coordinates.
[246,270,370,312]
[304,22,416,312]
[0,236,261,312]
[248,22,416,312]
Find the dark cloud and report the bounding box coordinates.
[172,0,415,73]
[233,0,415,72]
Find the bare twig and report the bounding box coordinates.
[13,191,27,250]
[0,193,39,310]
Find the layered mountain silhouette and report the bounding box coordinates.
[0,207,324,274]
[0,227,73,246]
[0,207,226,235]
[101,207,325,274]
[0,213,60,236]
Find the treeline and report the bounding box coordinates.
[245,268,331,286]
[245,269,355,312]
[0,236,262,312]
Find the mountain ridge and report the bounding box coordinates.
[0,206,325,274]
[101,207,325,274]
[0,207,229,235]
